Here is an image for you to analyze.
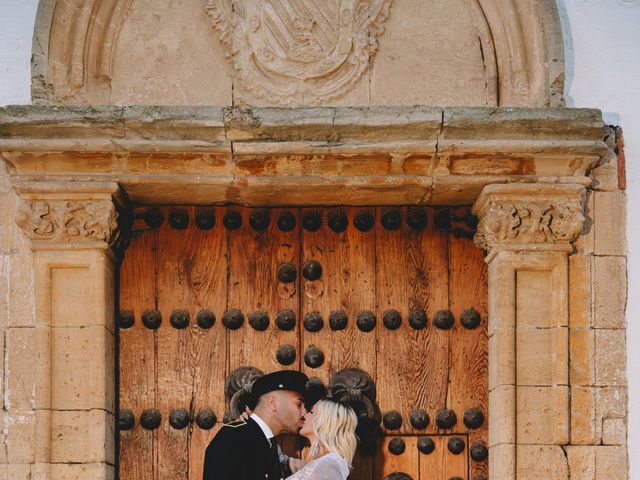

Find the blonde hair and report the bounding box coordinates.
[309,399,358,467]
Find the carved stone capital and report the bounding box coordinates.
[472,184,585,259]
[14,182,129,253]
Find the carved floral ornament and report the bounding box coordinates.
[205,0,392,105]
[15,199,119,244]
[473,198,585,253]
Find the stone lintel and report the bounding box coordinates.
[0,105,609,206]
[472,183,586,261]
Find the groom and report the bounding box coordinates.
[202,370,309,480]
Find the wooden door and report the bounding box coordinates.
[118,206,487,480]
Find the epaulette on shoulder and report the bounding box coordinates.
[223,418,247,428]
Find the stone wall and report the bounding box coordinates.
[0,161,37,479]
[564,130,628,479]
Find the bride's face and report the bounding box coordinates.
[299,403,316,442]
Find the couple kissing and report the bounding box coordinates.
[202,370,358,480]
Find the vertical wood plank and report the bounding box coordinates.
[119,218,157,480]
[448,207,489,479]
[227,207,300,373]
[156,207,229,479]
[187,207,228,480]
[155,207,191,479]
[301,207,377,480]
[300,207,377,382]
[375,437,420,479]
[376,207,449,435]
[419,436,468,480]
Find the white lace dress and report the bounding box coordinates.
[286,452,350,480]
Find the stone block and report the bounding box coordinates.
[0,323,4,411]
[34,250,117,333]
[594,191,626,255]
[0,412,5,463]
[595,329,627,386]
[6,326,50,410]
[596,386,627,420]
[516,326,568,386]
[516,445,569,480]
[489,443,515,479]
[7,327,35,411]
[570,328,595,385]
[5,464,32,480]
[51,463,115,480]
[0,192,19,254]
[594,256,627,329]
[516,270,553,328]
[569,254,592,328]
[488,385,515,446]
[51,325,115,412]
[570,386,597,444]
[602,418,626,445]
[575,190,594,254]
[50,409,115,464]
[516,386,569,444]
[50,266,91,327]
[5,410,35,463]
[8,252,35,327]
[566,445,596,480]
[488,326,515,390]
[595,446,628,479]
[0,255,7,332]
[592,158,621,192]
[596,386,628,442]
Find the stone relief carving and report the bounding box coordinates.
[205,0,392,105]
[474,200,585,251]
[16,199,119,244]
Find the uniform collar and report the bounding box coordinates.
[250,413,274,440]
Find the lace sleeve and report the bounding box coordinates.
[287,456,347,480]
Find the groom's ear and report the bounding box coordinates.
[266,392,279,411]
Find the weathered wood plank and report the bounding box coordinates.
[376,207,450,436]
[301,207,377,480]
[157,207,227,478]
[119,218,157,480]
[376,436,419,479]
[300,207,377,383]
[228,207,300,373]
[419,435,468,480]
[448,207,488,479]
[186,207,228,480]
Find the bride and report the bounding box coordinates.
[287,399,358,480]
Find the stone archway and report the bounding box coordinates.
[0,104,612,479]
[32,0,564,107]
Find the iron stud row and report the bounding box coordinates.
[118,408,217,431]
[118,307,482,331]
[382,408,484,430]
[142,208,432,232]
[387,436,487,461]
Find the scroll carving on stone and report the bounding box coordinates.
[16,199,119,244]
[205,0,393,105]
[474,200,585,252]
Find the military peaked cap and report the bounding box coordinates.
[252,370,309,398]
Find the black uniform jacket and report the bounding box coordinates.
[202,417,282,480]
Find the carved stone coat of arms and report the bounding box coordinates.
[206,0,392,106]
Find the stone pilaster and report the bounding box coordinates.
[12,182,126,480]
[472,183,585,480]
